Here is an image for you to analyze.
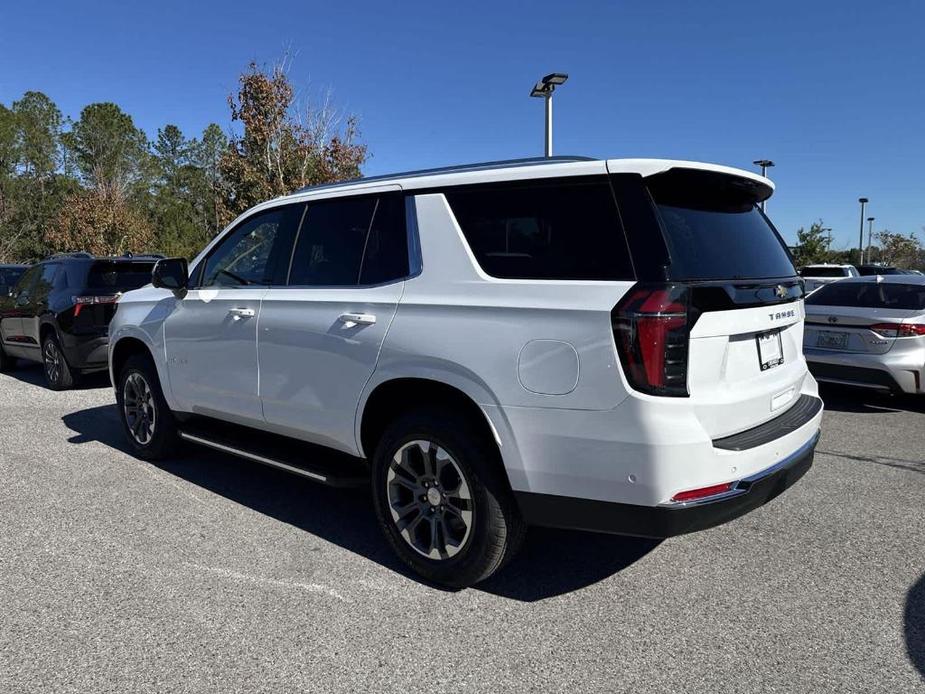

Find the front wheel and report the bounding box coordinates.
[371,409,526,588]
[116,353,181,460]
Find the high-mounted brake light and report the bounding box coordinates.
[72,294,119,317]
[869,323,925,338]
[612,284,691,397]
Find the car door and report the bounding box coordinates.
[22,262,61,349]
[163,204,302,424]
[259,190,409,453]
[0,265,41,359]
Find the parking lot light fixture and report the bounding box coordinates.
[858,197,869,259]
[753,159,775,211]
[530,73,569,158]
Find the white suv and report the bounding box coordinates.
[799,263,859,292]
[109,156,823,587]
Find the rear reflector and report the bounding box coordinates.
[670,482,734,503]
[612,284,691,396]
[73,294,119,317]
[869,323,925,338]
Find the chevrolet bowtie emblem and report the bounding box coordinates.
[775,285,788,299]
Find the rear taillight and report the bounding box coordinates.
[869,323,925,338]
[72,294,119,317]
[612,284,691,397]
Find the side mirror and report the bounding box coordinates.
[152,257,189,292]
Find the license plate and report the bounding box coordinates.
[757,330,784,371]
[816,330,849,349]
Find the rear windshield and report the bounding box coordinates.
[647,171,795,281]
[806,281,925,310]
[800,267,848,278]
[857,266,901,276]
[85,262,155,291]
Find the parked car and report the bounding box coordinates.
[803,275,925,394]
[856,264,904,276]
[109,156,823,587]
[799,263,858,292]
[0,253,161,389]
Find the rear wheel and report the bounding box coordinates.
[371,409,526,588]
[42,333,76,390]
[116,353,180,460]
[0,342,15,372]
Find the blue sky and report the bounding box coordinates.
[1,0,923,247]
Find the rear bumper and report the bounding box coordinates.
[59,331,109,371]
[805,349,923,395]
[515,432,817,537]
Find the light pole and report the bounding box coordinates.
[858,197,869,263]
[530,73,568,158]
[866,216,875,264]
[753,159,775,212]
[821,226,833,252]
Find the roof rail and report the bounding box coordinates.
[47,252,94,260]
[293,155,597,195]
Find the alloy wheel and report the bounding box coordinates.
[123,372,157,445]
[43,340,61,385]
[386,439,474,560]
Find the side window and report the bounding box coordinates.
[444,178,633,280]
[13,266,41,299]
[359,194,409,285]
[288,194,410,287]
[200,206,301,288]
[33,263,60,301]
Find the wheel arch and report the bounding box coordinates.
[358,375,518,491]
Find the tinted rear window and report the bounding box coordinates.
[85,262,155,291]
[445,178,633,280]
[857,266,901,276]
[647,171,795,281]
[807,281,925,310]
[800,266,849,278]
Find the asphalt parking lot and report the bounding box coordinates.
[0,365,922,693]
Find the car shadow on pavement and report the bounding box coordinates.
[906,572,925,681]
[61,404,658,601]
[818,383,925,415]
[3,362,111,390]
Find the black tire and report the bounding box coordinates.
[116,353,181,460]
[42,332,76,390]
[371,408,526,588]
[0,342,15,372]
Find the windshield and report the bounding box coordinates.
[800,267,848,278]
[85,262,155,291]
[647,171,795,281]
[807,281,925,310]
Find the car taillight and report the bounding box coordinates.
[73,294,119,317]
[869,323,925,338]
[612,284,691,397]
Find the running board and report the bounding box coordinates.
[178,417,368,488]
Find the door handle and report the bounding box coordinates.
[228,307,256,320]
[338,312,376,327]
